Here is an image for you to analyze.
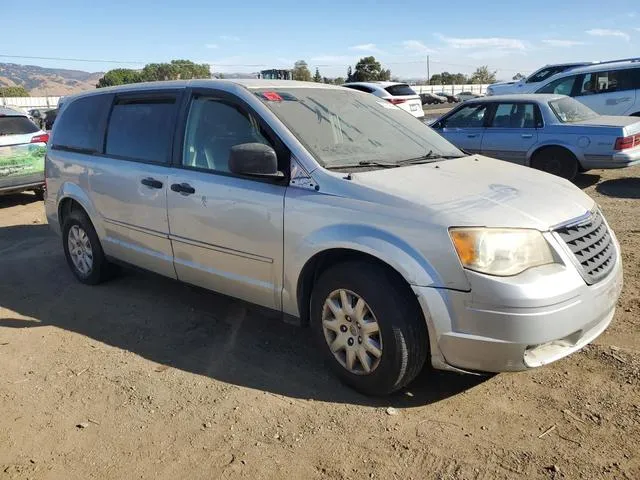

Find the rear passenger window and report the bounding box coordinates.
[577,69,637,95]
[52,95,111,152]
[490,103,537,128]
[105,97,177,163]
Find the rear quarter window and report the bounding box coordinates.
[52,94,112,152]
[384,84,417,96]
[0,116,39,136]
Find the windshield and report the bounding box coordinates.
[548,97,599,123]
[253,88,463,168]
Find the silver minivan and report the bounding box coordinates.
[45,80,623,395]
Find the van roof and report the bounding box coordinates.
[64,79,343,103]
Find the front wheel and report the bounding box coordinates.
[310,261,428,395]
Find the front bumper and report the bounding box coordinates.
[413,234,623,373]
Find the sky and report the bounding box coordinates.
[2,0,640,81]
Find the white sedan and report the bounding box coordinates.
[342,81,424,118]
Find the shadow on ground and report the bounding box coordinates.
[0,224,487,407]
[596,177,640,199]
[0,192,42,208]
[574,173,600,189]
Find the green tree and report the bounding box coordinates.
[346,66,353,82]
[512,72,525,81]
[96,68,142,88]
[313,68,322,83]
[292,60,312,82]
[353,56,391,82]
[0,86,29,97]
[429,72,468,85]
[470,66,497,84]
[334,77,345,85]
[96,60,210,88]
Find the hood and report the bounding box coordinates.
[351,155,595,230]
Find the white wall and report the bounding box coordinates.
[1,96,61,110]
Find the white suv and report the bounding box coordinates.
[534,59,640,116]
[486,63,590,96]
[343,82,424,118]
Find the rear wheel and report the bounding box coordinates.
[531,147,579,180]
[62,210,111,285]
[310,261,428,395]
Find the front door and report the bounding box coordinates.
[481,102,539,165]
[167,92,287,310]
[436,103,489,153]
[89,91,181,278]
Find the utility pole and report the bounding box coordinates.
[426,55,430,85]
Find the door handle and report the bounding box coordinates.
[171,183,196,195]
[141,178,163,189]
[521,134,533,139]
[467,134,478,138]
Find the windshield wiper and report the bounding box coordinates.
[357,160,397,168]
[397,150,463,165]
[325,161,398,170]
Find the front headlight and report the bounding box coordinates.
[449,228,555,276]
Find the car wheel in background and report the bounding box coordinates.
[33,187,45,200]
[62,210,111,285]
[310,261,428,395]
[531,146,579,181]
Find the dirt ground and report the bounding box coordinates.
[0,166,639,480]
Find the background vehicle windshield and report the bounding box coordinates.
[548,97,599,123]
[0,116,39,136]
[253,88,463,168]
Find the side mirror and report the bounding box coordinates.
[228,143,282,177]
[431,121,444,130]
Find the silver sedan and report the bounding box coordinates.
[431,94,640,179]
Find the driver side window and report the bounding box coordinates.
[183,97,273,173]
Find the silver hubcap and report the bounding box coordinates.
[67,225,93,276]
[322,289,382,375]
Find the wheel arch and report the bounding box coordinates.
[291,223,443,327]
[527,143,582,168]
[56,182,103,237]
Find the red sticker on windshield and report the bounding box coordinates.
[262,91,283,101]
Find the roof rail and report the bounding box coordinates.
[591,56,640,66]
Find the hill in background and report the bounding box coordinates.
[0,63,103,96]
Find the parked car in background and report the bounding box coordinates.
[431,94,640,179]
[44,108,58,130]
[420,92,448,105]
[0,107,48,198]
[457,91,483,102]
[46,80,622,395]
[486,62,591,96]
[343,81,424,118]
[433,92,460,103]
[534,58,640,117]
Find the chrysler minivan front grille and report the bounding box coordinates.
[555,210,616,285]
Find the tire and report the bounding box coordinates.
[62,209,111,285]
[310,261,428,395]
[530,147,579,181]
